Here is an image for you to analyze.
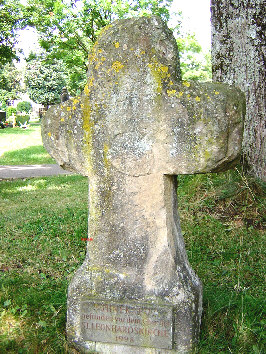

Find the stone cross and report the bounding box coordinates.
[42,17,245,353]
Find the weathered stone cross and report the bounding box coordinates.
[42,17,244,354]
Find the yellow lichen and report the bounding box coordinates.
[167,89,176,97]
[82,101,94,175]
[147,63,162,93]
[204,149,211,160]
[147,60,170,94]
[103,143,111,170]
[111,61,124,72]
[88,77,94,87]
[148,62,169,76]
[99,24,113,37]
[160,65,169,73]
[95,61,103,70]
[73,98,79,105]
[84,84,90,96]
[88,53,97,64]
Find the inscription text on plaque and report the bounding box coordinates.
[81,301,173,349]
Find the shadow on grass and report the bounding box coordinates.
[0,145,55,165]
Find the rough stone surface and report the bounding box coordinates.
[42,16,245,353]
[211,0,265,181]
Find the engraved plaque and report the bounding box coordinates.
[80,300,173,349]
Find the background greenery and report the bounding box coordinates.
[0,126,265,353]
[0,0,211,107]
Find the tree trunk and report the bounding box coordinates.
[211,0,265,181]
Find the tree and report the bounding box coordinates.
[26,0,174,95]
[25,55,67,108]
[17,101,32,113]
[211,0,265,181]
[0,62,22,104]
[0,0,30,65]
[177,34,212,81]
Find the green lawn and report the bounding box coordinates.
[0,123,55,165]
[0,169,265,353]
[0,175,88,353]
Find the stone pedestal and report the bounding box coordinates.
[67,173,202,353]
[42,16,245,353]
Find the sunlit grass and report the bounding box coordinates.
[0,123,55,165]
[0,175,88,353]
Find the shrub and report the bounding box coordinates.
[16,114,30,126]
[17,101,32,113]
[7,106,17,118]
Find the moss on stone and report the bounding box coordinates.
[147,60,170,94]
[82,98,94,175]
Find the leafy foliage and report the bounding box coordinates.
[16,101,32,113]
[6,106,17,118]
[177,34,212,81]
[0,63,22,104]
[25,55,67,106]
[0,0,30,65]
[15,114,30,126]
[26,0,174,95]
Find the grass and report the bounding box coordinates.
[177,169,265,353]
[0,123,55,165]
[0,175,88,353]
[0,168,265,353]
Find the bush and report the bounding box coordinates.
[7,106,17,118]
[17,101,32,113]
[16,114,30,126]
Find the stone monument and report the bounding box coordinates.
[42,16,245,353]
